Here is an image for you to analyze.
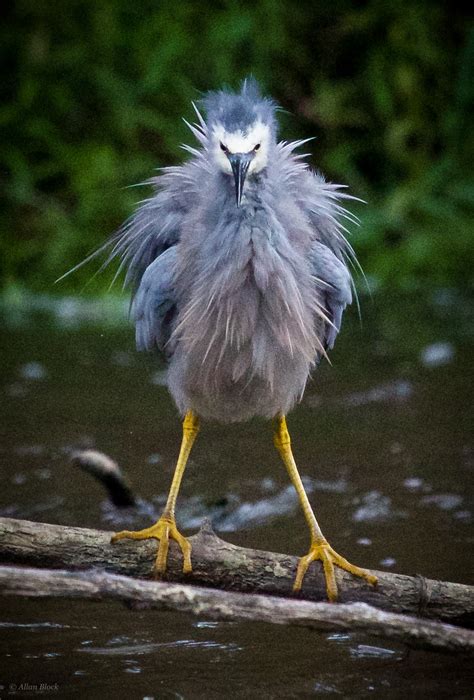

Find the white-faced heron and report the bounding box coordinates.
[98,79,377,601]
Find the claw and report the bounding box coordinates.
[111,516,192,576]
[294,539,377,602]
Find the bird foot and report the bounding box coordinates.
[294,538,377,602]
[111,515,192,577]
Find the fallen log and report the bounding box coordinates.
[0,564,472,655]
[0,516,472,629]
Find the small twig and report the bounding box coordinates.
[0,565,472,655]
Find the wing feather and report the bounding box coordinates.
[309,240,352,352]
[132,247,177,356]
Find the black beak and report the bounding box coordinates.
[227,152,253,206]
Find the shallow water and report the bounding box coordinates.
[0,290,473,697]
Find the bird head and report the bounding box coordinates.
[202,78,277,205]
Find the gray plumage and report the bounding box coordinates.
[106,80,358,422]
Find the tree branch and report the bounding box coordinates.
[0,516,472,630]
[0,565,473,655]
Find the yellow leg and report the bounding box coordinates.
[273,415,377,601]
[111,410,199,576]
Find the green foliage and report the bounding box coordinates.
[1,0,473,292]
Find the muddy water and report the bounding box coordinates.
[0,291,472,697]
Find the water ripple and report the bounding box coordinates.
[77,638,241,656]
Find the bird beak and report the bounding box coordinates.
[228,152,253,206]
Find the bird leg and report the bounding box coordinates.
[273,415,377,602]
[111,410,199,577]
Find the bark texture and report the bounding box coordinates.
[0,516,472,629]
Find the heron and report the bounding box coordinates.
[98,79,377,601]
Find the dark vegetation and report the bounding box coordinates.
[1,1,472,293]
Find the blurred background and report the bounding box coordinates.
[1,0,473,295]
[1,3,474,695]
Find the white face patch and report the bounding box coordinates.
[212,121,271,175]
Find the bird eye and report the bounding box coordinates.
[220,143,228,153]
[254,144,261,151]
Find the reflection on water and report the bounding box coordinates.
[0,291,472,697]
[78,637,242,656]
[349,644,402,660]
[351,490,407,523]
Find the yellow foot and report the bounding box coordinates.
[294,539,377,602]
[111,516,192,577]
